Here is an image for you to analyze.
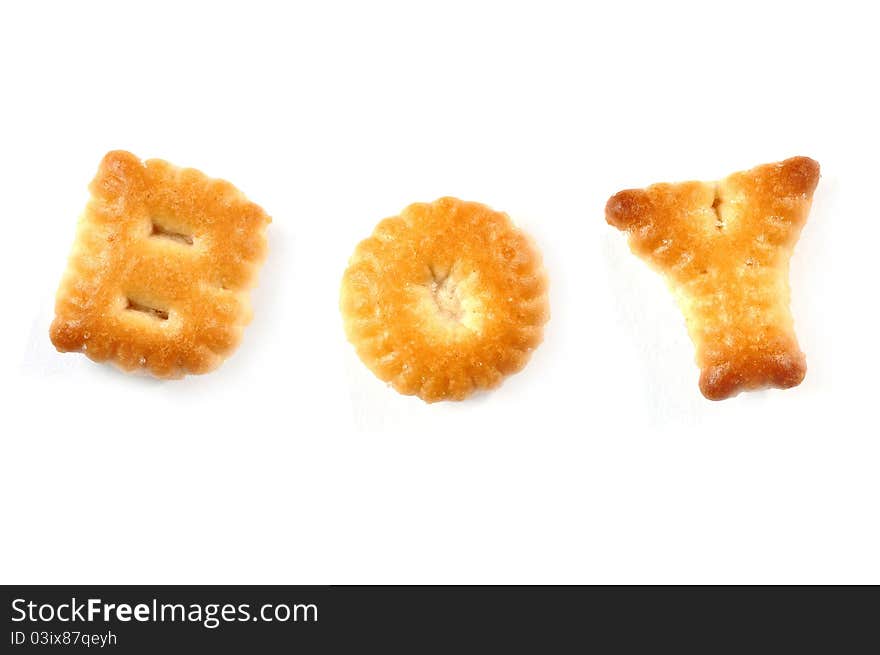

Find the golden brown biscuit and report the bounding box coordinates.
[606,156,819,400]
[50,150,271,377]
[341,197,549,402]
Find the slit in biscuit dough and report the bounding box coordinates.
[150,221,193,245]
[428,264,464,322]
[711,190,724,231]
[125,298,169,321]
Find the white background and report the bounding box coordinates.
[1,1,876,584]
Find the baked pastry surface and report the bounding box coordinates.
[341,197,549,402]
[50,150,270,377]
[606,156,819,400]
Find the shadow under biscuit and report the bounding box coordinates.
[601,231,703,423]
